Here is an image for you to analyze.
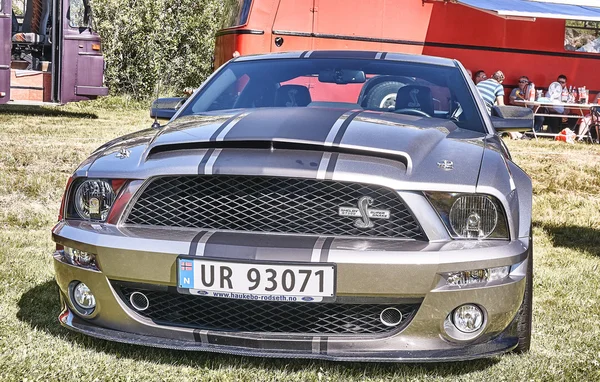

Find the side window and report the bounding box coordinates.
[68,0,91,28]
[565,20,600,53]
[11,0,25,16]
[221,0,252,29]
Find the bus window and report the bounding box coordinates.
[565,20,600,53]
[221,0,252,29]
[68,0,91,28]
[11,0,25,15]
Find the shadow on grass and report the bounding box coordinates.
[17,280,500,377]
[538,222,600,257]
[0,105,98,119]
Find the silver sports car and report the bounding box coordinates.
[52,51,533,362]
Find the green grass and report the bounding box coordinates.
[1,99,600,381]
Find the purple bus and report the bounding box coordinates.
[0,0,107,105]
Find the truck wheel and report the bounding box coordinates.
[512,235,533,353]
[364,81,403,109]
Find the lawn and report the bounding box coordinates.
[1,100,599,381]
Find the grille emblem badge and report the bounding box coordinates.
[338,196,390,229]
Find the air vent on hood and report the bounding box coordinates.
[147,140,408,168]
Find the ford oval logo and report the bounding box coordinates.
[302,296,314,302]
[196,290,208,295]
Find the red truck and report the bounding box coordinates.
[214,0,600,102]
[0,0,107,105]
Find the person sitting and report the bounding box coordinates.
[545,74,577,134]
[509,75,544,132]
[477,70,505,114]
[474,70,487,85]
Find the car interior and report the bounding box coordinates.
[11,0,52,70]
[183,58,485,133]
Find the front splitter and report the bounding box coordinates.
[58,306,518,362]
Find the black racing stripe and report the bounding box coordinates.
[188,230,207,256]
[197,148,216,174]
[332,110,362,146]
[222,107,348,143]
[380,52,388,60]
[320,337,328,354]
[206,334,313,351]
[299,50,309,59]
[210,112,245,141]
[320,237,335,263]
[325,153,339,180]
[204,232,318,261]
[193,330,202,343]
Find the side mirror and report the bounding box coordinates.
[490,105,534,132]
[150,97,187,120]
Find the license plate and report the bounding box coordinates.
[177,257,336,302]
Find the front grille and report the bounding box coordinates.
[125,176,426,239]
[116,285,420,335]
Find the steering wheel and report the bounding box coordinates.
[394,108,432,118]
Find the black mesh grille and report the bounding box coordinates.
[125,176,425,239]
[116,285,420,335]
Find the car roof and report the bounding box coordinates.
[233,50,457,68]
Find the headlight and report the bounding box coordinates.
[74,179,115,220]
[426,192,509,240]
[65,179,124,221]
[449,195,497,238]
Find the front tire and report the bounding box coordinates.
[512,236,533,353]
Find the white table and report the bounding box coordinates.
[513,100,598,140]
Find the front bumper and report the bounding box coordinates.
[53,221,530,361]
[58,304,518,362]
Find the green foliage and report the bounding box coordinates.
[91,0,225,99]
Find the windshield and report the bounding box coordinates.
[178,58,485,133]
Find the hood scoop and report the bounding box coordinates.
[147,140,409,168]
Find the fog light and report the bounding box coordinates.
[73,283,96,310]
[452,304,483,333]
[445,266,510,286]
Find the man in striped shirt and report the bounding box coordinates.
[477,70,505,114]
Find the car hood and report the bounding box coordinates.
[84,107,487,188]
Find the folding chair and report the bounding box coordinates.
[577,106,600,144]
